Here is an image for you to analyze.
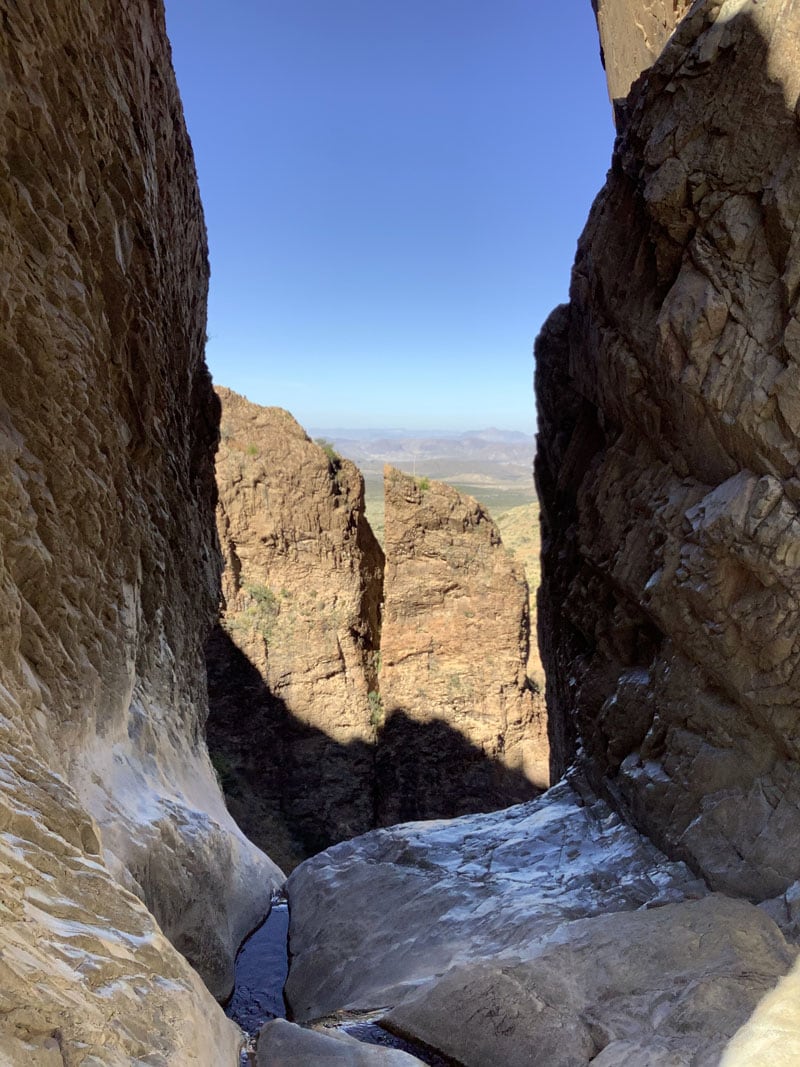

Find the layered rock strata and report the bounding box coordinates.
[536,0,800,904]
[0,0,279,1058]
[377,466,548,823]
[208,388,384,867]
[284,783,797,1063]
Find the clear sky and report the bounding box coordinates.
[163,1,615,432]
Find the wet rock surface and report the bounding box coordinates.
[284,782,707,1022]
[536,0,800,903]
[226,902,289,1035]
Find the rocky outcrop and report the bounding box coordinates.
[0,0,279,1058]
[284,783,797,1063]
[495,500,545,687]
[208,389,384,868]
[209,411,548,863]
[278,6,800,1064]
[591,0,693,109]
[536,0,800,905]
[377,467,548,822]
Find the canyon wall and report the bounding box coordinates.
[208,389,384,868]
[377,467,548,822]
[536,0,800,905]
[0,1,279,1060]
[209,403,547,863]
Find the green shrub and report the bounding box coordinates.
[368,690,384,728]
[314,437,340,464]
[416,476,430,492]
[225,582,280,641]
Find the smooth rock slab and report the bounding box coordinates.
[384,895,795,1067]
[285,781,706,1021]
[256,1019,424,1066]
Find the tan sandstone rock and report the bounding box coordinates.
[256,1019,425,1066]
[208,388,383,867]
[591,0,694,109]
[0,0,279,1058]
[376,466,548,824]
[536,0,800,903]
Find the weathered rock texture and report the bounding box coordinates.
[495,499,545,687]
[0,0,279,1058]
[592,0,693,108]
[536,0,800,904]
[284,783,797,1063]
[208,388,384,868]
[377,467,548,822]
[209,410,548,864]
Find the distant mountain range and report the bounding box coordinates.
[309,428,536,479]
[310,427,533,444]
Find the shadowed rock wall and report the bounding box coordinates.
[377,466,548,822]
[536,0,800,904]
[0,1,279,1058]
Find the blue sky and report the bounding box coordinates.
[164,1,614,432]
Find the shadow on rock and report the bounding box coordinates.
[205,626,541,872]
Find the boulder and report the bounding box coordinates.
[385,895,795,1067]
[285,782,705,1022]
[256,1019,425,1066]
[284,781,797,1064]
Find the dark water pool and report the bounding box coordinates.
[339,1019,458,1066]
[226,901,289,1034]
[227,899,458,1065]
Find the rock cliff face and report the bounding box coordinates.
[208,388,384,868]
[0,1,279,1059]
[591,0,693,108]
[208,414,548,862]
[377,467,548,823]
[536,0,800,905]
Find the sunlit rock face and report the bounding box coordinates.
[536,0,800,903]
[591,0,693,109]
[377,466,548,822]
[0,0,279,1056]
[209,388,384,868]
[208,408,548,866]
